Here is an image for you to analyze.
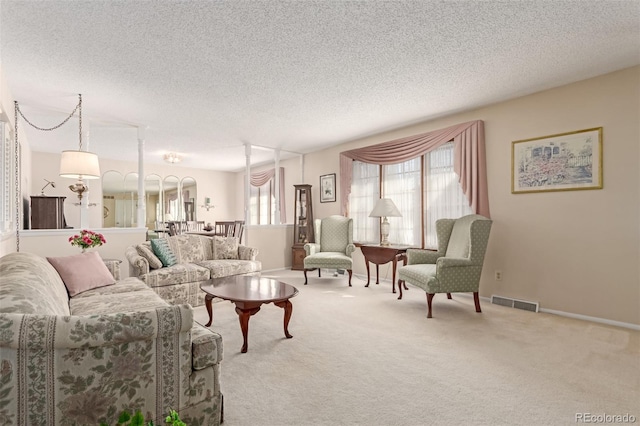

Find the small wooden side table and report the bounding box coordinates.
[359,244,412,293]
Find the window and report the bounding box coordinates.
[350,162,379,242]
[424,142,472,248]
[248,167,285,226]
[350,142,472,247]
[383,158,421,245]
[249,179,275,225]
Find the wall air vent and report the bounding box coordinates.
[491,295,539,312]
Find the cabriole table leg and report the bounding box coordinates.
[274,299,294,339]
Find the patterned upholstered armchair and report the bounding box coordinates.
[397,214,493,318]
[303,215,356,286]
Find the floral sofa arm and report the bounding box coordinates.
[125,245,150,277]
[102,259,121,280]
[238,245,259,261]
[0,304,195,425]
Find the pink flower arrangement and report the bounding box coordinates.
[68,230,107,250]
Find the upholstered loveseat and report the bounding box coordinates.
[0,251,223,425]
[125,234,261,307]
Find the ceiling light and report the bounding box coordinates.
[15,93,100,203]
[57,95,100,202]
[164,153,182,163]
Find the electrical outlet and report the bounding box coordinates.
[495,270,503,281]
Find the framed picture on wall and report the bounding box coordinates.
[320,173,336,203]
[511,127,603,194]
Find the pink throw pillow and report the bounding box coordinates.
[47,251,116,297]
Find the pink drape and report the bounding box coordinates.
[250,167,286,222]
[339,120,490,218]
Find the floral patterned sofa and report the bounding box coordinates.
[125,235,261,307]
[0,251,223,425]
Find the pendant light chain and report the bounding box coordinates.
[78,94,83,150]
[13,94,83,252]
[15,94,81,132]
[14,101,20,252]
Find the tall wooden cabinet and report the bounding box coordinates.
[291,184,314,270]
[31,196,66,229]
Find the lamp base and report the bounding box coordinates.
[380,217,391,246]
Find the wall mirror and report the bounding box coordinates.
[163,175,180,222]
[145,174,162,230]
[181,176,197,222]
[102,170,124,228]
[122,172,139,227]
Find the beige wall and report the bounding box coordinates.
[241,67,639,326]
[244,225,294,271]
[3,66,638,326]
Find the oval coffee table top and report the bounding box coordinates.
[200,275,298,303]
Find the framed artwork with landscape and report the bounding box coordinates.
[511,127,603,194]
[320,173,336,203]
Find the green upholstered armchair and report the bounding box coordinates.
[303,215,356,286]
[397,214,493,318]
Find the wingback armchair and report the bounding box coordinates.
[397,214,493,318]
[303,215,356,286]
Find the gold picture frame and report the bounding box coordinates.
[511,127,603,194]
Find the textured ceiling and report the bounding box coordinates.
[1,1,639,172]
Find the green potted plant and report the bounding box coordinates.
[101,409,185,426]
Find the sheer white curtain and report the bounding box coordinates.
[424,142,472,248]
[249,185,259,225]
[350,162,380,243]
[383,158,421,246]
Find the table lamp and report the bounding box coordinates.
[369,198,402,246]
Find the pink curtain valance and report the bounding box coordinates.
[250,169,275,186]
[250,167,286,222]
[339,120,490,218]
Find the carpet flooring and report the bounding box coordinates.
[193,270,639,426]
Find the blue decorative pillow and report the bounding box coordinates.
[150,238,178,267]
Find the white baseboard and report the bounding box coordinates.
[261,269,640,331]
[472,294,639,331]
[538,307,640,331]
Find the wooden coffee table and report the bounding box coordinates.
[200,275,299,353]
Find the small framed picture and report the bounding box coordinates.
[512,127,603,194]
[320,173,336,203]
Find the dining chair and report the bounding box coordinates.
[215,221,236,237]
[234,220,245,241]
